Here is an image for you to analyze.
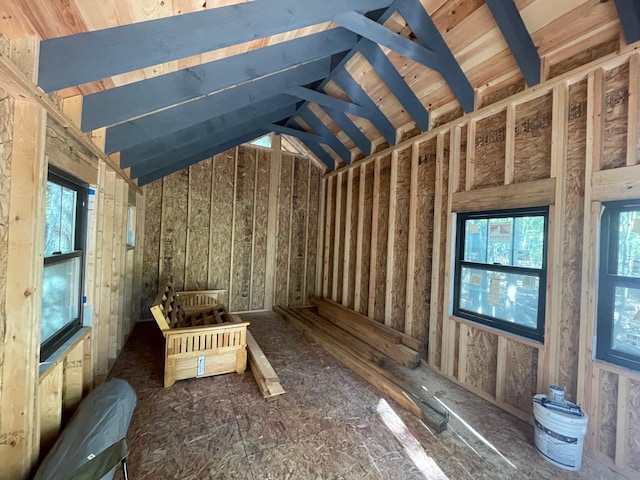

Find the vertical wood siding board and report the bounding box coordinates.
[354,163,366,311]
[98,170,116,378]
[615,376,629,468]
[428,134,445,369]
[185,168,192,289]
[275,154,293,306]
[265,140,281,309]
[627,53,640,166]
[119,184,128,348]
[342,168,353,306]
[466,120,476,191]
[288,156,307,306]
[359,163,374,315]
[251,150,271,310]
[547,84,569,390]
[458,324,469,384]
[133,191,146,322]
[368,158,381,317]
[1,101,46,476]
[505,104,516,185]
[286,154,295,305]
[391,150,411,332]
[602,62,630,171]
[250,149,259,306]
[91,162,104,374]
[385,151,398,327]
[322,176,333,298]
[303,160,311,304]
[374,156,391,323]
[495,336,508,403]
[404,143,419,337]
[207,155,217,288]
[315,174,325,298]
[306,165,320,304]
[109,179,124,360]
[331,172,342,301]
[442,127,461,376]
[228,148,239,310]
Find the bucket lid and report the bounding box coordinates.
[533,394,587,420]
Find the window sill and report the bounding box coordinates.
[448,315,545,350]
[591,358,640,382]
[39,327,90,379]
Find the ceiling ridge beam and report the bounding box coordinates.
[81,28,359,132]
[105,58,330,153]
[396,0,474,113]
[359,39,429,131]
[129,105,297,178]
[120,97,299,168]
[334,10,440,70]
[486,0,540,87]
[37,0,395,92]
[614,0,640,45]
[137,129,270,186]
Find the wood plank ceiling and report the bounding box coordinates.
[0,0,635,185]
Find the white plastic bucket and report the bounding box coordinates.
[533,394,589,470]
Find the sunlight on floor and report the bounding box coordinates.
[425,387,517,470]
[376,398,449,480]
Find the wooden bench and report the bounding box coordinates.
[150,282,249,388]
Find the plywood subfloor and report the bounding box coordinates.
[109,312,623,480]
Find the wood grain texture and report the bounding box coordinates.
[390,147,411,332]
[373,155,391,323]
[458,125,468,192]
[359,162,374,315]
[323,176,335,300]
[480,78,525,109]
[274,153,293,307]
[602,62,630,171]
[548,38,619,80]
[162,170,189,291]
[305,165,321,304]
[186,158,212,290]
[335,172,348,305]
[230,147,256,312]
[288,156,308,306]
[473,111,507,189]
[210,151,235,292]
[628,378,640,473]
[45,115,98,184]
[557,80,587,402]
[412,138,436,345]
[514,93,552,183]
[503,340,537,415]
[465,326,498,397]
[597,369,618,461]
[345,166,360,310]
[251,149,270,310]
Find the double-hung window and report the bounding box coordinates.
[597,201,640,371]
[453,207,549,342]
[41,168,87,361]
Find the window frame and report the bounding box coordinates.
[596,200,640,371]
[41,167,88,361]
[452,206,549,343]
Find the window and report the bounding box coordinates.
[41,168,87,360]
[597,201,640,371]
[453,207,549,342]
[250,134,272,148]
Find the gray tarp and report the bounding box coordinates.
[34,378,137,480]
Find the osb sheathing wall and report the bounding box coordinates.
[140,143,322,314]
[319,51,640,477]
[0,40,145,478]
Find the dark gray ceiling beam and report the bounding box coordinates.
[105,58,330,154]
[324,106,373,156]
[137,129,270,186]
[614,0,640,45]
[37,0,395,92]
[486,0,540,87]
[359,39,429,131]
[120,96,299,168]
[396,0,474,113]
[130,105,297,178]
[81,28,359,131]
[289,120,337,170]
[334,11,439,70]
[267,124,325,145]
[332,68,397,146]
[299,108,352,164]
[286,85,369,118]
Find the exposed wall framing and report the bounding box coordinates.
[317,48,640,478]
[141,144,321,314]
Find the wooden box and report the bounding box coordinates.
[150,282,248,388]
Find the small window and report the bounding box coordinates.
[597,201,640,371]
[41,169,87,361]
[250,134,272,148]
[453,207,549,342]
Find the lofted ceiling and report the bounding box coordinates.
[0,0,637,185]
